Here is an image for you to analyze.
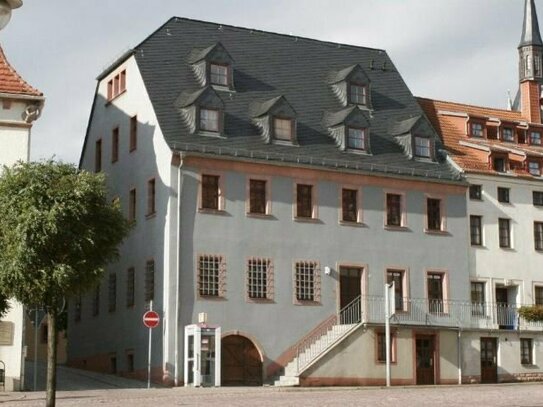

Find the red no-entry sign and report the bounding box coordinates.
[143,310,160,329]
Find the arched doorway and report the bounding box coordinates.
[221,334,263,386]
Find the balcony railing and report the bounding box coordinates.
[362,295,543,331]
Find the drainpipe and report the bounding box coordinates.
[457,328,462,385]
[174,157,183,386]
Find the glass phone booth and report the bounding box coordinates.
[184,323,221,387]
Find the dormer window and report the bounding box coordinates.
[502,127,514,142]
[210,63,229,86]
[252,96,297,145]
[200,108,220,132]
[471,122,484,138]
[529,160,541,176]
[346,127,366,150]
[493,156,507,173]
[273,117,294,141]
[349,83,367,105]
[530,131,542,145]
[414,137,431,158]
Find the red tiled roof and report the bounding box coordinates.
[417,97,543,177]
[0,46,41,97]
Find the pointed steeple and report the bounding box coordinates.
[520,0,543,47]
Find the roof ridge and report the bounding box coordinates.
[0,45,42,97]
[416,96,521,116]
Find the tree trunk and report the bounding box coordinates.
[46,311,57,407]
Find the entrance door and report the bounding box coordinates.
[339,267,362,309]
[495,287,512,329]
[416,336,435,385]
[221,335,262,386]
[480,337,498,383]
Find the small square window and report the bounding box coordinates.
[502,127,514,142]
[521,338,533,365]
[415,137,431,158]
[471,123,484,137]
[349,83,367,105]
[530,131,542,145]
[534,191,543,206]
[210,64,228,86]
[200,108,220,132]
[274,117,293,141]
[469,185,482,200]
[346,128,365,150]
[529,161,541,176]
[497,187,510,203]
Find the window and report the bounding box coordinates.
[502,127,514,142]
[386,193,402,227]
[145,260,154,302]
[471,282,485,316]
[210,63,228,86]
[247,258,273,301]
[471,122,484,137]
[530,131,542,145]
[469,185,482,200]
[521,338,533,365]
[128,188,136,222]
[470,215,483,246]
[499,218,511,248]
[294,261,320,303]
[341,188,358,223]
[376,331,396,363]
[111,127,119,163]
[95,139,102,172]
[535,222,543,251]
[147,178,156,216]
[107,70,126,101]
[92,285,100,316]
[529,161,541,176]
[249,179,267,215]
[497,187,510,203]
[415,137,431,158]
[126,267,135,307]
[201,174,220,210]
[197,254,225,297]
[534,191,543,206]
[346,127,365,150]
[199,108,220,132]
[386,270,405,311]
[130,115,137,152]
[74,295,81,322]
[493,157,506,172]
[274,117,293,141]
[535,286,543,306]
[296,184,314,219]
[427,273,444,313]
[426,198,442,231]
[349,83,367,105]
[108,273,116,313]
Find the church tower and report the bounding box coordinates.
[519,0,543,122]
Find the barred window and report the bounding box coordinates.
[295,261,320,303]
[92,285,100,316]
[249,179,267,215]
[427,198,442,231]
[126,267,135,307]
[145,260,154,302]
[247,258,273,300]
[521,338,533,365]
[74,295,82,322]
[108,273,116,313]
[198,254,226,297]
[201,175,220,210]
[296,184,313,218]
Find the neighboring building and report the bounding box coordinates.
[71,17,472,386]
[0,45,44,390]
[419,0,543,384]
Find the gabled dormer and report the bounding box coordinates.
[175,86,225,136]
[467,117,486,138]
[328,64,372,109]
[251,96,297,144]
[323,106,371,153]
[188,42,235,90]
[390,115,437,161]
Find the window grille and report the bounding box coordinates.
[198,254,226,297]
[294,261,320,303]
[247,258,273,300]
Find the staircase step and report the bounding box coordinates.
[274,376,300,387]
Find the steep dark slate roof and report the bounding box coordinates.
[132,17,461,182]
[520,0,543,47]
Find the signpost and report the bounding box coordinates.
[143,302,160,389]
[385,282,396,387]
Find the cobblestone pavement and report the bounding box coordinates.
[1,383,543,407]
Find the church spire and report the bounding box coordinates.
[520,0,543,47]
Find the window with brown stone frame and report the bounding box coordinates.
[521,338,533,365]
[147,178,156,216]
[535,222,543,251]
[247,258,273,301]
[376,331,396,363]
[427,272,444,313]
[107,70,126,102]
[126,267,135,308]
[111,127,119,163]
[201,174,220,210]
[294,261,320,303]
[341,188,358,223]
[249,179,267,215]
[348,83,367,105]
[197,254,226,298]
[386,193,402,227]
[145,260,155,302]
[130,115,137,152]
[386,269,406,311]
[128,188,136,222]
[296,183,314,219]
[426,198,442,231]
[535,286,543,306]
[499,218,511,248]
[95,139,102,172]
[210,63,229,86]
[108,273,116,313]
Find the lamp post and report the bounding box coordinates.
[0,0,22,31]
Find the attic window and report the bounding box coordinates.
[273,117,294,141]
[210,63,229,86]
[346,127,366,150]
[529,160,541,176]
[493,156,507,173]
[200,108,220,132]
[502,127,514,142]
[349,83,367,105]
[470,122,484,138]
[414,137,431,158]
[530,131,542,145]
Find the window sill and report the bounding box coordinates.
[198,295,227,301]
[339,220,366,227]
[129,147,137,154]
[196,130,225,139]
[471,244,486,248]
[376,360,397,365]
[294,216,320,224]
[413,157,436,164]
[105,89,127,105]
[384,225,409,232]
[198,208,227,215]
[246,212,274,220]
[246,297,274,304]
[469,198,483,202]
[345,148,372,156]
[499,247,515,252]
[272,139,298,147]
[146,212,156,220]
[424,229,449,236]
[211,84,235,92]
[294,300,321,306]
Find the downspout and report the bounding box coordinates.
[457,328,462,385]
[174,157,183,386]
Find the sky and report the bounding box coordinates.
[0,0,532,164]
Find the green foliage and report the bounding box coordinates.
[0,160,130,311]
[518,305,543,322]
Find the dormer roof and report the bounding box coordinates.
[520,0,543,47]
[175,86,223,109]
[323,106,370,128]
[0,46,42,97]
[250,95,296,118]
[328,64,370,85]
[188,42,234,64]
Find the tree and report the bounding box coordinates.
[0,161,130,407]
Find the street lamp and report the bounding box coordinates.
[0,0,22,31]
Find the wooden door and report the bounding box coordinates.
[339,267,362,309]
[480,337,498,383]
[221,335,262,386]
[416,336,435,385]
